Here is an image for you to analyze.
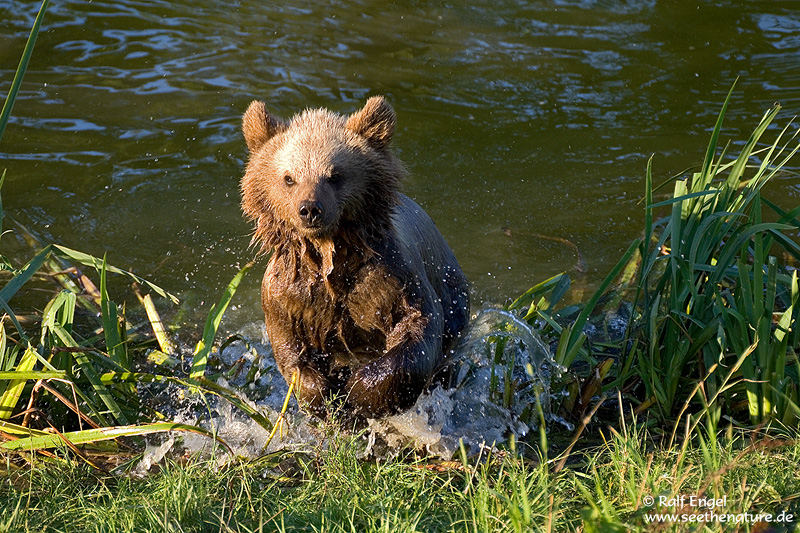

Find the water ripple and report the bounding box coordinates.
[1,0,799,314]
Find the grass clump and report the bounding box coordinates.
[509,83,800,434]
[627,86,800,427]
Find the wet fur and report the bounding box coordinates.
[241,96,469,418]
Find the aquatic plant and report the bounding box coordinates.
[511,84,800,430]
[0,3,275,465]
[627,85,800,427]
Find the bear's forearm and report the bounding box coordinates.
[344,346,429,417]
[268,324,335,415]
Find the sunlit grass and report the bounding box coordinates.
[1,426,799,532]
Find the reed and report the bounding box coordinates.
[510,84,800,430]
[626,85,800,426]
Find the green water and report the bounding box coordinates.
[2,1,800,328]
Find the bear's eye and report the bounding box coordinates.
[283,174,295,186]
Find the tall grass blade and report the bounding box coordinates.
[0,245,52,305]
[0,298,27,342]
[0,170,5,234]
[644,155,653,242]
[0,322,5,370]
[52,245,178,303]
[136,289,175,354]
[100,256,128,368]
[0,422,228,453]
[507,272,567,313]
[191,263,252,379]
[0,419,48,438]
[648,189,720,209]
[560,238,641,367]
[0,370,65,380]
[0,0,50,142]
[0,343,36,419]
[698,81,736,188]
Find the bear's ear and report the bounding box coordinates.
[345,96,396,149]
[242,100,284,153]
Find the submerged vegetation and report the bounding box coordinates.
[3,3,800,531]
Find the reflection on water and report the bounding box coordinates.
[1,0,800,327]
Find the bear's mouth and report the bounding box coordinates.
[299,223,334,238]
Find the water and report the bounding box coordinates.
[3,1,800,323]
[364,308,568,459]
[2,1,800,459]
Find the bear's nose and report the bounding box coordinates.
[298,201,323,225]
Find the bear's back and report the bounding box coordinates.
[390,194,470,352]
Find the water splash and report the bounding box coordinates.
[363,307,566,459]
[136,307,565,469]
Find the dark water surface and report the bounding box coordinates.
[2,1,800,328]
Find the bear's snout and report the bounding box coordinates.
[298,200,324,227]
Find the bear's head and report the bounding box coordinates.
[240,97,404,254]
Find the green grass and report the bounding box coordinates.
[1,427,798,532]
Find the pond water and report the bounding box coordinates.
[2,0,800,329]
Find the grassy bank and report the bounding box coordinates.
[2,426,799,532]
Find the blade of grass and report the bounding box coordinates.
[52,245,178,303]
[0,343,37,419]
[698,80,736,189]
[191,263,252,379]
[0,422,230,454]
[644,156,654,243]
[0,0,50,142]
[507,272,567,312]
[0,371,66,380]
[0,419,49,438]
[0,245,53,306]
[99,256,128,368]
[560,238,641,367]
[134,286,175,354]
[0,170,5,234]
[648,189,720,209]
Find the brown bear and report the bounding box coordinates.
[240,96,469,419]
